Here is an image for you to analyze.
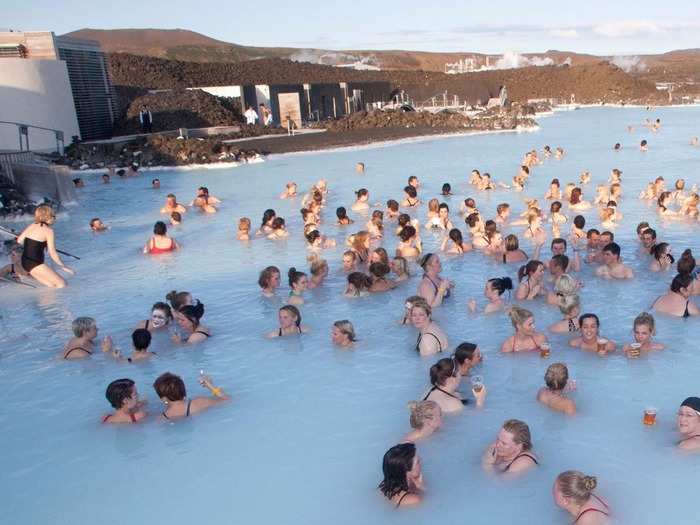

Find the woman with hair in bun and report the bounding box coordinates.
[351,188,370,211]
[368,262,396,292]
[402,400,443,443]
[515,260,546,301]
[421,357,485,413]
[452,342,482,377]
[651,273,700,317]
[268,305,307,337]
[331,320,355,347]
[411,303,448,356]
[287,267,308,305]
[166,290,193,324]
[537,363,577,415]
[677,397,700,451]
[441,228,473,255]
[482,419,538,477]
[258,266,281,297]
[553,471,610,524]
[172,302,209,344]
[501,306,548,353]
[468,276,513,314]
[677,249,700,295]
[378,443,423,508]
[396,225,421,258]
[417,253,453,307]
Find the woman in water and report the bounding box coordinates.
[482,419,538,477]
[499,234,528,264]
[399,296,428,326]
[16,205,74,288]
[545,179,561,200]
[650,243,674,272]
[441,228,473,255]
[401,185,420,208]
[287,267,308,305]
[657,191,678,218]
[344,272,372,298]
[402,400,442,443]
[279,182,297,199]
[342,251,357,272]
[390,256,410,282]
[537,363,576,416]
[268,305,308,337]
[568,188,591,211]
[258,266,281,297]
[143,221,179,254]
[553,471,610,524]
[500,306,548,353]
[677,397,700,451]
[306,254,328,289]
[370,247,389,266]
[351,188,370,211]
[396,226,421,258]
[348,231,371,265]
[166,290,193,321]
[267,217,289,240]
[411,303,448,356]
[237,218,251,241]
[257,209,276,235]
[135,302,173,332]
[336,206,354,226]
[154,372,228,420]
[569,313,615,355]
[368,262,396,292]
[549,293,581,334]
[417,253,453,307]
[378,443,423,508]
[331,320,355,348]
[421,357,485,413]
[453,342,482,376]
[622,312,665,357]
[523,211,547,244]
[515,260,546,301]
[102,378,147,424]
[468,276,513,314]
[63,317,113,360]
[651,273,700,317]
[172,302,210,344]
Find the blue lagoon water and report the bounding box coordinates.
[2,106,700,524]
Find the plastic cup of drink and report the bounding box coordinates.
[643,407,657,426]
[471,375,484,393]
[597,338,608,354]
[539,342,551,358]
[629,342,642,358]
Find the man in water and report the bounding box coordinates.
[161,194,186,214]
[596,242,634,279]
[90,218,109,232]
[152,179,161,189]
[640,228,657,253]
[102,174,110,184]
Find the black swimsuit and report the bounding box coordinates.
[423,274,450,299]
[163,399,192,420]
[503,452,538,472]
[278,326,302,336]
[416,332,443,353]
[683,300,691,318]
[423,385,468,405]
[64,347,92,359]
[22,237,47,272]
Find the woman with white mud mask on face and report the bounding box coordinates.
[135,302,173,332]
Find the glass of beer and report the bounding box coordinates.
[539,342,551,358]
[629,342,642,358]
[643,407,657,426]
[471,375,484,393]
[597,338,608,355]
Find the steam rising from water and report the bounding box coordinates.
[610,55,648,73]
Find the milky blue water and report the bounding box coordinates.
[2,106,700,525]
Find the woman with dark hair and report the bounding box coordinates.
[351,188,370,211]
[368,262,396,292]
[650,242,674,272]
[515,260,546,301]
[268,305,307,337]
[396,225,421,258]
[258,210,277,236]
[267,217,289,240]
[401,185,420,207]
[568,187,591,210]
[569,313,615,355]
[441,228,473,255]
[154,372,228,420]
[482,419,538,477]
[135,302,173,332]
[344,271,373,297]
[421,357,485,413]
[258,266,281,297]
[287,267,308,305]
[166,290,193,324]
[468,276,513,314]
[336,206,354,225]
[102,378,147,424]
[143,221,179,254]
[677,249,700,295]
[378,443,423,508]
[172,302,210,344]
[453,342,482,376]
[417,253,453,307]
[411,302,448,356]
[651,273,700,317]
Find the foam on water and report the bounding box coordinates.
[2,106,700,524]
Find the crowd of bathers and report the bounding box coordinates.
[4,114,700,524]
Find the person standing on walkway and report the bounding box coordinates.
[244,106,259,125]
[139,105,153,134]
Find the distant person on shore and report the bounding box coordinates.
[244,106,259,125]
[259,103,273,126]
[139,105,153,134]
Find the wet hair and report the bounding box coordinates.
[671,272,693,293]
[586,228,600,239]
[551,237,567,251]
[496,203,510,215]
[551,254,569,273]
[399,225,416,243]
[504,234,519,252]
[579,313,600,328]
[280,305,302,326]
[90,218,101,229]
[569,188,583,205]
[151,301,173,320]
[408,400,440,429]
[372,247,389,265]
[166,290,193,312]
[573,215,585,229]
[545,363,569,391]
[335,207,348,221]
[484,220,498,240]
[387,199,399,212]
[677,249,696,275]
[428,198,440,213]
[261,209,276,227]
[438,203,449,214]
[271,217,286,230]
[518,260,544,282]
[550,178,560,187]
[464,197,476,209]
[488,276,513,296]
[448,228,464,245]
[288,267,307,288]
[238,217,251,231]
[305,230,321,245]
[641,139,647,147]
[379,443,416,500]
[454,342,478,365]
[633,312,656,334]
[106,378,135,409]
[441,183,451,194]
[408,175,418,184]
[418,253,437,271]
[171,211,182,222]
[397,214,411,229]
[131,328,152,351]
[72,317,96,337]
[636,221,650,235]
[153,221,167,236]
[676,179,686,190]
[556,471,598,506]
[502,419,532,451]
[465,212,481,228]
[508,305,533,328]
[602,242,620,257]
[404,185,417,199]
[258,266,280,289]
[347,272,372,292]
[333,320,356,341]
[550,201,562,213]
[429,357,457,386]
[658,191,672,209]
[369,262,390,280]
[180,302,205,327]
[153,372,187,402]
[652,242,672,263]
[520,165,530,175]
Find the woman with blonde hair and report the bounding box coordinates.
[401,400,443,442]
[307,254,328,289]
[500,306,548,353]
[390,256,410,282]
[331,320,356,347]
[537,363,576,415]
[549,293,581,333]
[411,303,448,356]
[553,471,610,524]
[622,312,665,357]
[63,317,113,359]
[482,419,538,477]
[16,205,74,288]
[546,273,579,307]
[348,231,371,264]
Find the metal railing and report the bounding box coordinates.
[0,120,66,154]
[0,151,36,184]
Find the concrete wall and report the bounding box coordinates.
[0,59,80,152]
[189,85,242,98]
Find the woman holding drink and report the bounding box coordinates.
[569,314,615,356]
[622,312,665,358]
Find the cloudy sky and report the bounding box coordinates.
[5,0,700,55]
